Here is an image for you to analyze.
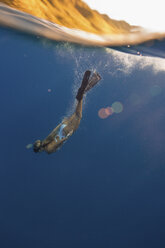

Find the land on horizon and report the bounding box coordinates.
[0,0,134,34]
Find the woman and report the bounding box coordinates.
[33,70,101,154]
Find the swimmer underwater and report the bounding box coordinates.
[33,70,101,154]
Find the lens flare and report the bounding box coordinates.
[98,106,114,119]
[98,108,109,119]
[111,101,123,113]
[105,107,114,115]
[98,102,123,119]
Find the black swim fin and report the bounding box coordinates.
[84,72,101,93]
[76,70,91,101]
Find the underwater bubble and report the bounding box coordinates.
[150,85,162,96]
[111,101,123,114]
[26,144,33,149]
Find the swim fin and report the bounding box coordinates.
[84,72,101,93]
[76,70,91,101]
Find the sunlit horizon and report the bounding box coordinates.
[84,0,165,32]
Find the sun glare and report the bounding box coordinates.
[84,0,165,32]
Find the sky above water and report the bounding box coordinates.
[84,0,165,32]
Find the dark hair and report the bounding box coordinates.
[33,140,41,153]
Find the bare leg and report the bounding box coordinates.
[75,99,83,118]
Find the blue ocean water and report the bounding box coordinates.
[1,9,165,248]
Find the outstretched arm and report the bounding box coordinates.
[42,123,62,146]
[46,136,69,154]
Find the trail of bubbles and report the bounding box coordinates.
[55,42,165,120]
[56,43,165,88]
[105,48,165,75]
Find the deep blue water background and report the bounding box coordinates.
[0,27,165,248]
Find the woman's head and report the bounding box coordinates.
[33,140,42,153]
